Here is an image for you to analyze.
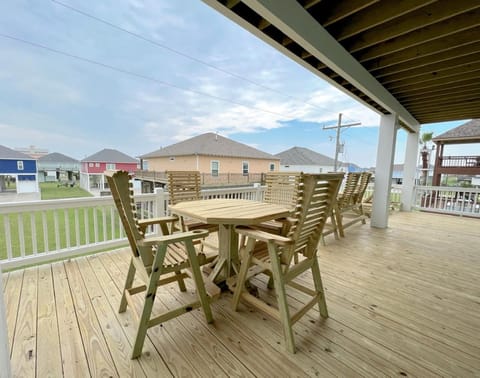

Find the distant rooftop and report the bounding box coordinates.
[275,147,336,166]
[82,148,138,163]
[39,152,79,164]
[0,145,36,160]
[141,133,277,160]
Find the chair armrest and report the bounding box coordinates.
[235,226,292,246]
[139,229,209,247]
[138,216,178,227]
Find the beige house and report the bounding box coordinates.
[140,133,280,176]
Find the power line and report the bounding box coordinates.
[50,0,357,123]
[0,32,299,119]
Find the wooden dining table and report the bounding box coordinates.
[169,198,291,283]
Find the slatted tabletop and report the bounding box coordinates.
[169,199,291,225]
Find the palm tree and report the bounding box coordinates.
[419,132,434,185]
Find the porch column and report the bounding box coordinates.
[0,266,11,376]
[401,131,419,211]
[371,114,398,228]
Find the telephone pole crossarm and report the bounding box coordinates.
[322,113,361,171]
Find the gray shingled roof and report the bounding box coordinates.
[433,119,480,143]
[140,133,277,160]
[275,147,336,165]
[81,148,138,163]
[0,145,35,160]
[38,152,79,163]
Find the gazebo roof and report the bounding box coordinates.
[433,119,480,144]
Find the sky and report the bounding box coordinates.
[0,0,476,168]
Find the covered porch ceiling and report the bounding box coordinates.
[202,0,480,132]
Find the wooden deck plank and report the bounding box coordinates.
[105,249,252,377]
[101,251,205,377]
[62,260,118,376]
[51,262,90,377]
[86,254,173,377]
[74,256,146,377]
[36,265,63,377]
[3,211,479,377]
[10,267,37,378]
[3,269,23,355]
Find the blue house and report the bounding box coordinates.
[0,145,39,194]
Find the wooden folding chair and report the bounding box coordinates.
[333,172,372,237]
[252,172,302,235]
[167,170,218,234]
[105,170,219,359]
[232,173,343,353]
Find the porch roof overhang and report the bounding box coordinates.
[202,0,480,132]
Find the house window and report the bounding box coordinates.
[269,163,275,172]
[88,163,93,167]
[211,161,219,177]
[242,161,249,175]
[106,163,116,170]
[169,157,175,161]
[95,163,100,168]
[17,161,24,170]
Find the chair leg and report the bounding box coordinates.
[131,245,167,359]
[232,238,255,310]
[119,258,136,313]
[268,243,295,353]
[184,240,213,324]
[175,271,187,292]
[334,206,345,237]
[311,258,328,318]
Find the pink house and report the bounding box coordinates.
[80,148,139,194]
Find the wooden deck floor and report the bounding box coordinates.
[3,211,480,377]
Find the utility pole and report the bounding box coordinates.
[323,113,361,172]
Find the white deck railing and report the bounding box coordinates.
[2,183,478,269]
[413,185,480,217]
[0,186,265,270]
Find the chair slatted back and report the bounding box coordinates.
[106,170,154,268]
[167,171,202,205]
[284,173,343,261]
[337,172,361,209]
[264,172,302,211]
[353,172,372,204]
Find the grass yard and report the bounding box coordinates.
[0,183,125,262]
[40,182,93,199]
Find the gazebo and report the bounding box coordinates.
[432,119,480,186]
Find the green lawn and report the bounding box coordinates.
[1,183,123,261]
[40,182,93,199]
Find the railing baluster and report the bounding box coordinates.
[42,211,49,252]
[93,207,98,243]
[75,209,80,246]
[31,213,37,254]
[4,216,12,260]
[64,209,70,248]
[84,208,89,245]
[54,210,60,251]
[102,207,107,242]
[17,213,25,258]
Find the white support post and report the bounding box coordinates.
[0,266,12,378]
[371,114,398,228]
[401,131,420,211]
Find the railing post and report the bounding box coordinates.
[0,265,11,378]
[154,187,167,217]
[253,183,262,201]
